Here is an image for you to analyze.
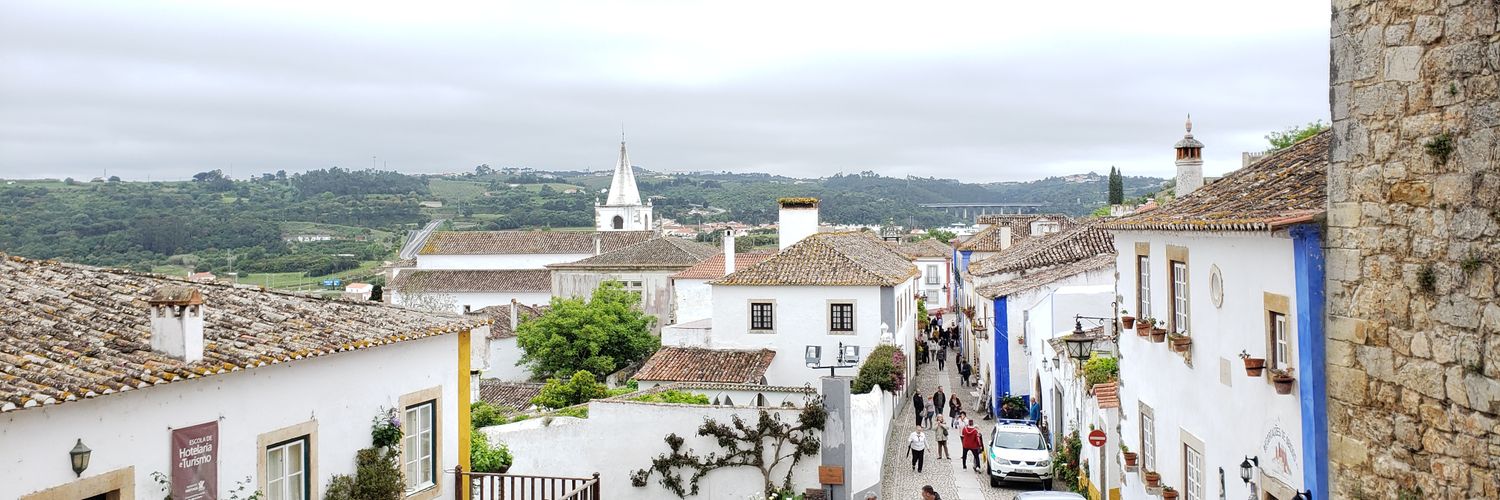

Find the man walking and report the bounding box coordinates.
[912,390,925,427]
[958,359,971,387]
[936,342,947,370]
[932,388,946,418]
[960,418,985,472]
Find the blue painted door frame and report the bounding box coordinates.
[994,296,1009,416]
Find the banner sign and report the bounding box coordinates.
[171,421,219,500]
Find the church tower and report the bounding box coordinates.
[594,139,653,231]
[1174,114,1205,197]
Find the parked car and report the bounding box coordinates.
[1013,492,1086,500]
[988,419,1054,489]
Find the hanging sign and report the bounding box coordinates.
[171,421,219,500]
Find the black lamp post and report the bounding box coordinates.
[1059,320,1095,364]
[69,438,91,477]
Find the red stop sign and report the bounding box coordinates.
[1088,429,1107,447]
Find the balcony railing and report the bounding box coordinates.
[454,467,601,500]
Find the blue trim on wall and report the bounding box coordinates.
[961,250,973,274]
[994,296,1009,416]
[1291,224,1328,500]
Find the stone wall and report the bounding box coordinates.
[1327,1,1500,498]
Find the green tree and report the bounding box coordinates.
[1266,120,1329,150]
[1108,166,1124,205]
[531,370,609,409]
[923,228,957,244]
[516,281,660,379]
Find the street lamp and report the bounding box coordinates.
[69,438,91,477]
[806,342,861,377]
[1059,320,1095,363]
[1239,456,1258,484]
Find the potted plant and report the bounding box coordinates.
[1240,350,1266,377]
[1121,309,1136,329]
[1121,443,1138,468]
[1162,486,1179,499]
[1270,367,1296,394]
[1168,332,1192,352]
[1143,470,1161,487]
[1135,317,1154,337]
[1150,324,1168,343]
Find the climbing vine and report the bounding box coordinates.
[631,397,827,497]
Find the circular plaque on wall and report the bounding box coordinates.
[1209,264,1224,308]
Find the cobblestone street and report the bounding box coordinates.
[880,348,1052,500]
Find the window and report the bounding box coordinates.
[266,437,309,500]
[1171,261,1189,333]
[1140,408,1156,471]
[1137,256,1151,318]
[750,302,774,331]
[829,303,854,333]
[925,291,939,304]
[1271,312,1290,369]
[926,265,940,285]
[1185,443,1204,500]
[403,401,436,492]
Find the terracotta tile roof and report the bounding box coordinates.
[888,239,952,259]
[670,251,776,280]
[467,303,548,339]
[956,215,1074,251]
[634,347,776,384]
[418,230,655,255]
[389,269,551,293]
[1101,130,1330,231]
[711,232,918,286]
[968,223,1116,276]
[1093,381,1120,409]
[547,237,717,269]
[479,379,545,411]
[977,254,1116,299]
[0,254,487,413]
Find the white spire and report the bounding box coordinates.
[605,139,642,206]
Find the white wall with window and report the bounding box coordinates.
[913,256,950,312]
[4,332,468,500]
[1110,230,1308,500]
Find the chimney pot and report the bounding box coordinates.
[723,229,737,275]
[147,286,205,362]
[777,198,820,250]
[510,298,519,332]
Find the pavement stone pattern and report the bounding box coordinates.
[880,349,1053,500]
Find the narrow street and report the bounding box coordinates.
[880,347,1053,500]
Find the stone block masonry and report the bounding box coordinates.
[1328,1,1500,499]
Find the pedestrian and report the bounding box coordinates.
[936,344,947,370]
[959,360,972,387]
[907,428,928,472]
[912,390,925,427]
[932,388,946,416]
[960,418,984,472]
[934,415,950,459]
[924,402,936,428]
[921,485,940,500]
[949,396,962,424]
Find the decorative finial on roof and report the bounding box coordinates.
[1186,114,1193,134]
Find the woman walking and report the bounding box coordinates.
[933,415,950,459]
[907,428,928,472]
[949,396,962,425]
[912,390,926,427]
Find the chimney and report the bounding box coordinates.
[723,229,737,275]
[777,198,820,250]
[147,286,205,362]
[509,298,519,332]
[998,226,1013,250]
[593,233,602,255]
[1174,114,1205,197]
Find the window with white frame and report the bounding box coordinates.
[1185,443,1204,500]
[925,291,939,304]
[403,401,436,492]
[1137,256,1151,318]
[926,264,940,285]
[1171,261,1189,333]
[1140,408,1156,471]
[1271,312,1290,369]
[829,303,854,333]
[750,302,774,331]
[266,437,309,500]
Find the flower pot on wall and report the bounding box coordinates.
[1143,471,1161,487]
[1169,334,1192,352]
[1242,357,1266,377]
[1272,374,1296,394]
[1122,315,1136,329]
[1162,488,1179,499]
[1136,324,1151,337]
[1150,329,1167,343]
[1123,451,1138,467]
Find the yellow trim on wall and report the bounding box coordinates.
[458,328,472,498]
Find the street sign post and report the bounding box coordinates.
[1088,429,1107,447]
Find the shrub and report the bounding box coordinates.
[470,432,514,473]
[471,401,506,429]
[632,390,711,405]
[1053,431,1082,493]
[1083,356,1119,391]
[852,345,905,394]
[324,448,405,500]
[531,370,608,410]
[370,407,402,448]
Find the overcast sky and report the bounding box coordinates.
[0,1,1330,182]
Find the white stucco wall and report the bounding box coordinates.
[914,256,950,310]
[671,278,712,324]
[848,385,896,498]
[4,334,464,500]
[484,400,817,500]
[484,337,532,382]
[706,281,918,388]
[416,253,592,270]
[391,290,551,315]
[1111,231,1305,500]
